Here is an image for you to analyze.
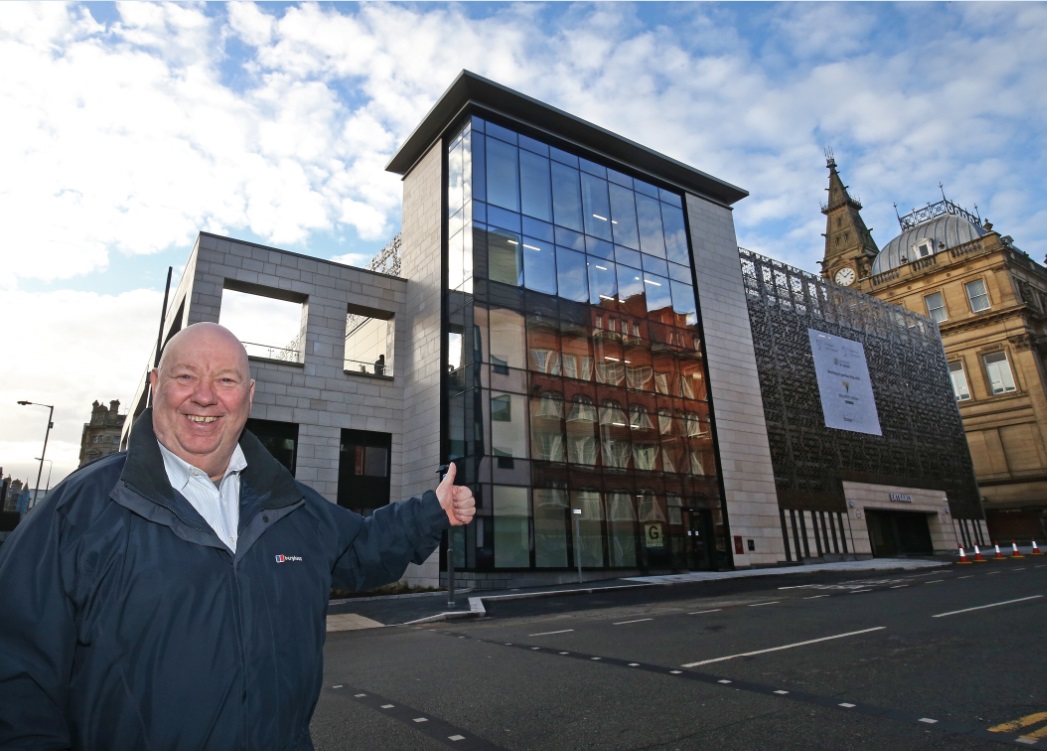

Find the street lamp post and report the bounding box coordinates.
[18,400,54,509]
[34,457,53,496]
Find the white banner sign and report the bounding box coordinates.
[808,329,882,436]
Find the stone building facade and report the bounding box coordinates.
[78,400,126,467]
[820,155,1047,541]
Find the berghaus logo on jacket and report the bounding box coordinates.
[274,554,303,563]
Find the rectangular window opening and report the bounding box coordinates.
[220,285,306,364]
[345,305,394,377]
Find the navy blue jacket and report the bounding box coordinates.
[0,411,448,750]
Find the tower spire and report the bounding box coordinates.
[820,152,879,283]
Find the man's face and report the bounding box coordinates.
[150,324,255,481]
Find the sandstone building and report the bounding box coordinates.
[820,155,1047,541]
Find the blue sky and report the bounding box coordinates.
[2,1,1045,489]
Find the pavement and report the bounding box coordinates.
[323,554,1005,632]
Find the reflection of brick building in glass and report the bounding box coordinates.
[441,109,734,577]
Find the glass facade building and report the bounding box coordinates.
[443,116,728,574]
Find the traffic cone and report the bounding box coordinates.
[1032,540,1043,555]
[1011,539,1025,559]
[973,544,987,562]
[993,542,1006,560]
[956,545,971,564]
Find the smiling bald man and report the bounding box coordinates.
[0,322,475,750]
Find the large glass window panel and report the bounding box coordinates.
[534,488,568,567]
[572,489,605,567]
[531,428,565,462]
[601,439,631,469]
[491,393,512,422]
[472,133,486,202]
[491,392,529,458]
[659,188,682,207]
[662,203,689,265]
[550,146,579,167]
[535,392,564,419]
[660,439,686,475]
[487,206,521,233]
[555,226,585,252]
[448,138,465,217]
[690,447,713,475]
[615,245,642,270]
[581,173,613,240]
[520,150,552,222]
[588,259,618,306]
[567,435,598,465]
[522,237,557,295]
[642,253,669,279]
[965,279,990,312]
[608,183,640,249]
[925,291,947,323]
[599,400,628,427]
[448,228,465,291]
[494,486,530,568]
[679,358,708,400]
[618,266,646,314]
[531,391,565,462]
[607,168,633,188]
[636,194,666,258]
[606,491,637,567]
[595,361,626,387]
[579,157,607,178]
[638,491,665,522]
[626,366,653,391]
[529,347,562,375]
[983,351,1016,394]
[948,360,971,401]
[523,216,554,242]
[519,133,549,156]
[667,261,692,284]
[488,230,523,286]
[644,274,672,313]
[632,443,659,471]
[670,280,697,324]
[488,307,527,370]
[462,228,474,292]
[567,395,598,423]
[486,138,519,211]
[628,404,654,431]
[556,247,589,303]
[634,179,659,198]
[486,121,518,144]
[586,236,615,260]
[551,162,583,231]
[653,352,676,395]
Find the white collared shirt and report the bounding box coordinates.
[157,441,247,553]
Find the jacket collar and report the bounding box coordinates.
[123,409,302,511]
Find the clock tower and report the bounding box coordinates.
[820,151,878,287]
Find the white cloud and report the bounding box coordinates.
[0,288,161,488]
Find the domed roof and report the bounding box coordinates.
[871,203,987,275]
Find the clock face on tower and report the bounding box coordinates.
[834,266,856,286]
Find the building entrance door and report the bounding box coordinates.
[683,507,718,571]
[866,509,933,556]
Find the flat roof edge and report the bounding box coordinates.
[387,70,747,206]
